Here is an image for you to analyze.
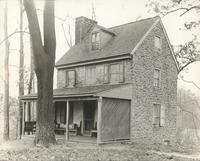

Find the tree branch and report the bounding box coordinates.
[0,31,29,46]
[178,60,195,73]
[61,24,72,48]
[163,7,189,17]
[180,5,200,16]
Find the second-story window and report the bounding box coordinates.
[109,63,124,83]
[92,32,100,50]
[66,70,76,87]
[86,66,96,85]
[153,69,161,88]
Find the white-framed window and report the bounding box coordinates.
[57,70,66,88]
[103,65,109,83]
[153,68,161,88]
[66,70,76,87]
[109,63,124,83]
[86,66,96,84]
[155,36,161,49]
[153,104,165,127]
[92,32,100,50]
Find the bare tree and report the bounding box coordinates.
[24,0,56,146]
[27,38,35,95]
[147,0,200,73]
[3,0,10,141]
[18,0,24,139]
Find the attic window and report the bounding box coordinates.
[92,32,100,50]
[155,36,161,49]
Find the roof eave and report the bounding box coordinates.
[55,53,132,69]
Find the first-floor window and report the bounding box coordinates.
[153,104,165,127]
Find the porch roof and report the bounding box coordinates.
[20,83,132,101]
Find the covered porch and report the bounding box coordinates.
[20,83,132,144]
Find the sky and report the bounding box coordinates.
[0,0,199,97]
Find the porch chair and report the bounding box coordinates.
[69,123,78,135]
[54,122,66,135]
[24,121,36,135]
[91,121,97,137]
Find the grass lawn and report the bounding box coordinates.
[0,136,200,161]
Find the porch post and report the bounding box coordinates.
[66,100,69,141]
[22,101,25,136]
[97,97,102,144]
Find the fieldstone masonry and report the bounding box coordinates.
[131,21,178,145]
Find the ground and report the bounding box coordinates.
[0,136,200,161]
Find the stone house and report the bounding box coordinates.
[21,16,178,144]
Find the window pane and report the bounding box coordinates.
[96,33,100,40]
[155,36,161,49]
[91,33,100,50]
[160,105,165,126]
[154,69,160,78]
[119,63,124,82]
[110,64,119,83]
[153,104,161,125]
[92,34,96,42]
[66,70,75,87]
[86,67,96,84]
[104,65,109,83]
[153,69,160,87]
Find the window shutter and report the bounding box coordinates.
[65,71,68,87]
[153,105,157,125]
[160,105,165,126]
[70,70,76,86]
[57,70,62,88]
[119,63,124,83]
[103,65,109,83]
[58,70,66,88]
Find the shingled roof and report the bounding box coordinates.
[20,83,131,100]
[55,16,159,67]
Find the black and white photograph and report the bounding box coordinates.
[0,0,199,160]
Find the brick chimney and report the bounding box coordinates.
[75,16,97,44]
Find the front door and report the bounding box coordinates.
[83,101,96,133]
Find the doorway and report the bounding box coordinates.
[83,101,97,134]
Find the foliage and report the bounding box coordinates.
[147,0,200,73]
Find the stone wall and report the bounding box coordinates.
[130,21,178,145]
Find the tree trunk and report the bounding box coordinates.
[28,36,34,95]
[24,0,56,147]
[18,0,24,139]
[3,0,10,141]
[34,63,55,146]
